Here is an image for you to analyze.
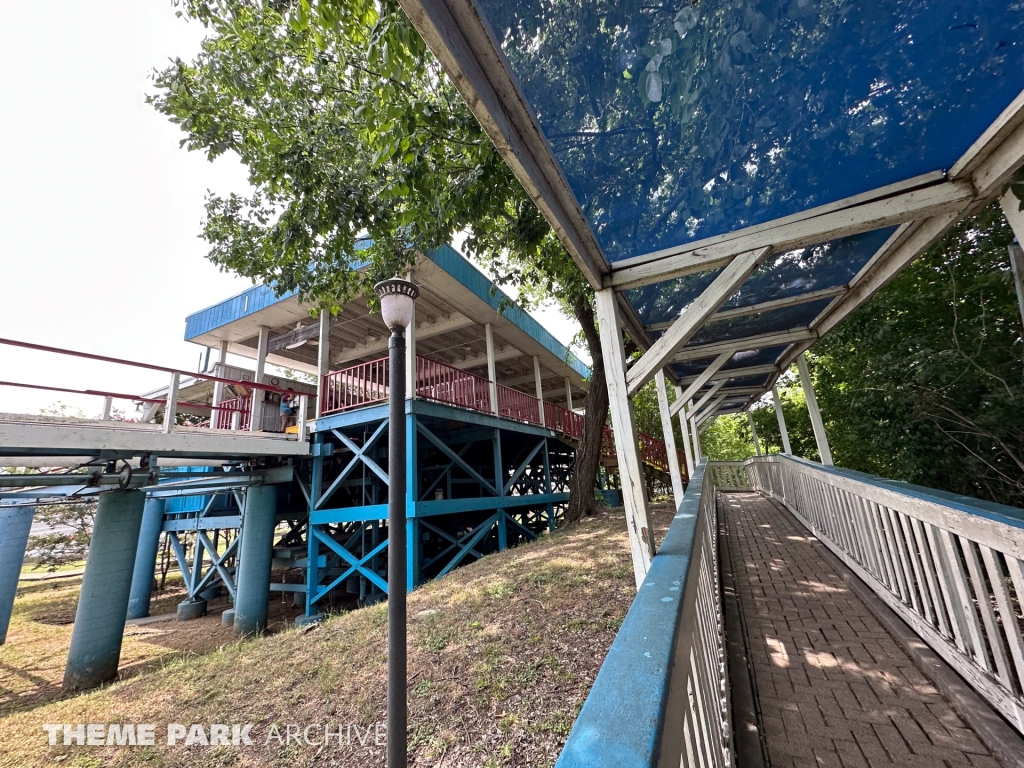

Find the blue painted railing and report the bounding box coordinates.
[556,461,732,768]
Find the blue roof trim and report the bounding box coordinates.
[425,244,591,379]
[185,283,297,341]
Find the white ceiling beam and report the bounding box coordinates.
[333,314,475,365]
[951,87,1024,197]
[677,363,778,387]
[452,346,520,370]
[689,380,725,419]
[645,286,847,333]
[694,393,730,425]
[672,328,815,363]
[609,181,973,291]
[812,210,965,340]
[625,247,770,396]
[669,351,732,417]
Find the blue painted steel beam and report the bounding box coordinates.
[414,492,569,517]
[63,490,146,690]
[0,504,35,645]
[161,515,242,532]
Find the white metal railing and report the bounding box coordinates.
[555,461,731,768]
[731,454,1024,734]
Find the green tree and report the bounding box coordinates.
[812,203,1024,506]
[152,0,612,523]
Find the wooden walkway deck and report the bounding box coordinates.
[722,491,1004,768]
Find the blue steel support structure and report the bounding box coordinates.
[0,504,35,645]
[301,399,573,619]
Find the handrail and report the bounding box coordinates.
[555,461,731,768]
[0,336,296,395]
[736,454,1024,735]
[0,380,212,410]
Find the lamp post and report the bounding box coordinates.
[374,275,419,768]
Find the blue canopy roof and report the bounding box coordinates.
[401,0,1024,411]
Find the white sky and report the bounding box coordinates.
[0,1,581,419]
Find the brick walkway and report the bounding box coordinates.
[722,492,1001,768]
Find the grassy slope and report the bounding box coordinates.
[0,504,673,768]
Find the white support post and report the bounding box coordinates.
[772,384,792,455]
[796,352,834,466]
[565,377,573,411]
[163,372,180,435]
[296,394,308,441]
[230,411,241,431]
[999,191,1024,326]
[748,412,762,456]
[674,385,695,477]
[594,288,655,587]
[316,311,331,418]
[251,325,269,432]
[100,397,113,421]
[689,401,703,463]
[655,371,686,507]
[533,355,545,426]
[211,339,229,423]
[485,323,498,415]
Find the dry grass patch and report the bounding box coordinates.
[0,504,674,767]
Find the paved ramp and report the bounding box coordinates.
[723,491,1003,768]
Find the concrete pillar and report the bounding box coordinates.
[63,490,145,690]
[126,497,166,620]
[233,485,278,637]
[772,385,793,455]
[796,353,834,466]
[0,505,35,645]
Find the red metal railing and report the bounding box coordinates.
[417,357,491,413]
[320,358,390,414]
[319,354,687,479]
[212,395,252,430]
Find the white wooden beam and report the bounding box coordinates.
[626,247,770,396]
[485,323,499,415]
[672,328,816,363]
[333,314,473,365]
[796,352,833,466]
[565,376,573,411]
[676,363,777,387]
[533,355,545,426]
[454,344,520,372]
[211,339,229,416]
[999,191,1024,328]
[689,380,726,420]
[251,325,270,432]
[655,371,686,508]
[748,412,762,456]
[695,394,729,426]
[669,351,733,416]
[772,385,792,455]
[163,373,180,435]
[594,287,655,587]
[316,311,331,418]
[610,182,973,290]
[645,286,847,332]
[674,386,695,478]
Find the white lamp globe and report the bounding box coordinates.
[374,276,419,331]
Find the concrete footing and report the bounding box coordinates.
[294,612,325,628]
[0,505,35,645]
[126,497,165,620]
[221,608,235,626]
[63,491,145,691]
[177,599,208,621]
[233,485,278,637]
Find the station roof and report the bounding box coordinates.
[398,0,1024,414]
[184,244,591,404]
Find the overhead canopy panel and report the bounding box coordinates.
[398,0,1024,412]
[473,0,1024,262]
